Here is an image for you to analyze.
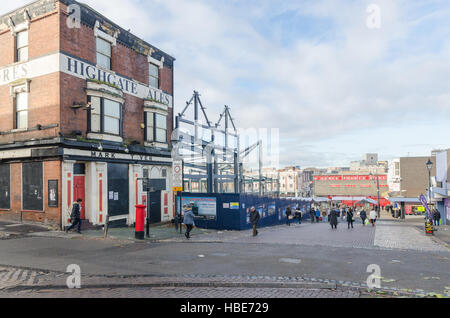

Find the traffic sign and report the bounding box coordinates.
[172,160,183,188]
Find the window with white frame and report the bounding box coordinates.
[145,112,167,143]
[16,31,28,62]
[145,112,154,142]
[15,92,28,129]
[90,96,101,133]
[104,99,121,134]
[149,63,159,88]
[96,37,112,70]
[89,96,122,136]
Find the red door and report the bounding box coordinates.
[73,176,86,219]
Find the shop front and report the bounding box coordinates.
[61,147,173,229]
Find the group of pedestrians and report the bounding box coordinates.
[285,206,303,226]
[309,207,322,223]
[308,205,378,230]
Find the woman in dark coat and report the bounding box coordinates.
[329,209,338,229]
[347,208,354,229]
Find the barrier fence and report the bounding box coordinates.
[176,193,312,231]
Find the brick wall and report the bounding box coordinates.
[29,11,60,59]
[60,73,87,136]
[314,177,388,197]
[0,73,61,144]
[400,157,436,197]
[112,42,148,85]
[160,65,173,95]
[0,31,15,68]
[59,5,95,63]
[0,160,61,228]
[1,1,174,146]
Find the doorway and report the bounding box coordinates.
[148,191,161,224]
[73,176,85,219]
[73,163,86,220]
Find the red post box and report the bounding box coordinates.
[135,204,146,240]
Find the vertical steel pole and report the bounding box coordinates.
[234,151,239,193]
[377,174,380,218]
[259,141,263,196]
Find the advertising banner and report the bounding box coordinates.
[419,194,431,219]
[181,197,217,217]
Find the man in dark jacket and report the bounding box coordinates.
[295,207,302,224]
[250,207,260,236]
[309,208,315,223]
[360,209,367,226]
[433,209,441,226]
[285,206,292,226]
[66,198,83,234]
[347,208,354,229]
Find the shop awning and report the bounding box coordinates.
[356,198,377,204]
[388,197,422,204]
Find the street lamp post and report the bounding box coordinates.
[370,172,381,218]
[426,159,433,215]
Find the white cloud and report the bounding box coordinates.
[2,0,450,168]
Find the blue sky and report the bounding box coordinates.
[2,0,450,168]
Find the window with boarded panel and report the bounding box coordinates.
[0,164,10,209]
[22,162,43,211]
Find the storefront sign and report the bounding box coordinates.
[0,54,59,86]
[0,53,173,106]
[314,175,388,181]
[63,148,172,164]
[61,54,173,106]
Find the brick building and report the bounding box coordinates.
[387,156,436,198]
[0,0,175,228]
[313,172,390,205]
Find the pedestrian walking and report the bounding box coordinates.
[347,208,354,229]
[369,208,377,226]
[309,207,315,223]
[183,206,195,239]
[286,206,292,226]
[360,209,367,226]
[315,208,321,223]
[295,207,302,224]
[66,198,83,234]
[433,209,441,226]
[250,207,260,236]
[329,209,338,229]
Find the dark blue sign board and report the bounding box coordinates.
[177,193,312,231]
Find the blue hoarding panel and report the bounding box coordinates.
[176,193,311,231]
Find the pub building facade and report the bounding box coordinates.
[0,0,176,228]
